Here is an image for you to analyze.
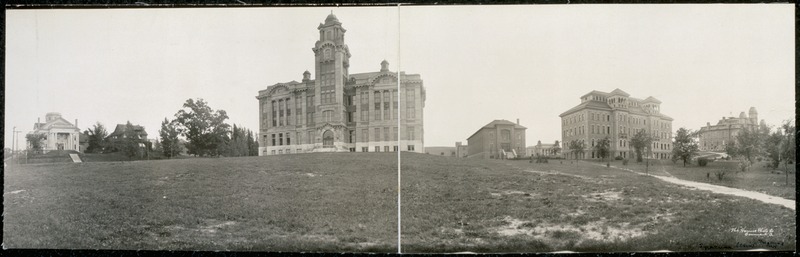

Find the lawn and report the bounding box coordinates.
[4,153,795,253]
[399,154,795,252]
[603,159,796,200]
[4,153,398,251]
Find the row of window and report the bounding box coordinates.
[271,145,415,155]
[268,126,417,146]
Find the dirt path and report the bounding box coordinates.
[597,163,795,210]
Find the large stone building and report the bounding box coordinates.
[27,112,82,153]
[559,89,674,160]
[466,119,527,159]
[697,107,763,151]
[256,14,425,155]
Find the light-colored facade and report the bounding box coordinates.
[466,120,527,159]
[697,107,763,151]
[256,14,425,156]
[455,141,468,158]
[27,112,82,153]
[526,140,560,157]
[559,89,674,160]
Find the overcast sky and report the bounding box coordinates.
[5,5,794,150]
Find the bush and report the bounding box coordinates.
[622,159,629,165]
[615,156,624,160]
[698,158,708,166]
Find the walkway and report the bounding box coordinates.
[597,163,795,210]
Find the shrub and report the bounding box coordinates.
[622,159,629,165]
[698,158,708,166]
[615,156,624,160]
[714,169,726,180]
[738,160,751,172]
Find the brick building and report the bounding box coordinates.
[256,14,425,155]
[559,89,674,160]
[466,119,527,159]
[697,107,763,151]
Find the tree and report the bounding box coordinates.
[247,129,259,156]
[631,129,654,163]
[594,137,611,161]
[729,127,764,163]
[223,124,250,157]
[159,118,182,158]
[671,128,700,167]
[765,127,783,169]
[121,121,144,160]
[779,119,795,185]
[173,98,231,157]
[85,122,108,153]
[25,133,47,154]
[567,139,585,160]
[552,140,561,157]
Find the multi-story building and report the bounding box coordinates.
[559,89,674,160]
[256,14,425,156]
[27,112,82,153]
[697,107,763,151]
[466,119,527,159]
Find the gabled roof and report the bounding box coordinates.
[467,120,527,141]
[33,117,79,132]
[642,96,662,104]
[107,124,147,138]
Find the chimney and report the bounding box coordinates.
[75,119,78,128]
[302,70,310,82]
[516,119,520,125]
[38,117,40,124]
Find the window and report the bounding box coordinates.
[407,126,415,140]
[278,100,284,126]
[393,146,398,152]
[501,130,511,141]
[360,92,369,121]
[383,91,391,120]
[349,130,355,143]
[385,146,390,152]
[393,127,398,141]
[406,88,415,119]
[272,101,277,127]
[272,134,276,146]
[384,127,390,141]
[279,133,283,145]
[287,133,291,145]
[361,129,368,142]
[375,146,381,152]
[374,91,382,120]
[393,90,398,110]
[308,131,314,144]
[375,128,381,141]
[362,147,368,152]
[407,145,415,151]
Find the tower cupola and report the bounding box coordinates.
[380,60,389,72]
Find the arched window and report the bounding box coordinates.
[323,130,334,147]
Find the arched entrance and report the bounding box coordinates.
[322,130,334,148]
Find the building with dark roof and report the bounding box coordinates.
[559,89,674,160]
[697,107,763,151]
[106,124,148,141]
[256,14,425,155]
[466,119,527,159]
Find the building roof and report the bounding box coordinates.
[609,88,630,97]
[107,124,148,138]
[561,90,673,121]
[467,119,527,141]
[31,114,79,132]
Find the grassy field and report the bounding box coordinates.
[399,154,795,252]
[4,153,398,251]
[603,159,796,200]
[4,153,795,252]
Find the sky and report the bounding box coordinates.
[5,5,794,150]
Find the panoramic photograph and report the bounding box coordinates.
[4,4,795,253]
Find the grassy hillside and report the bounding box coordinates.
[4,153,398,251]
[4,153,794,252]
[399,153,795,252]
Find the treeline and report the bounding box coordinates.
[158,98,259,158]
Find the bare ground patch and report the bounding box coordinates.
[493,216,657,248]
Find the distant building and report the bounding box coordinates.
[697,107,763,151]
[425,146,456,156]
[106,123,149,151]
[527,140,560,157]
[256,14,426,156]
[27,112,82,153]
[466,119,527,159]
[455,142,468,158]
[560,89,674,160]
